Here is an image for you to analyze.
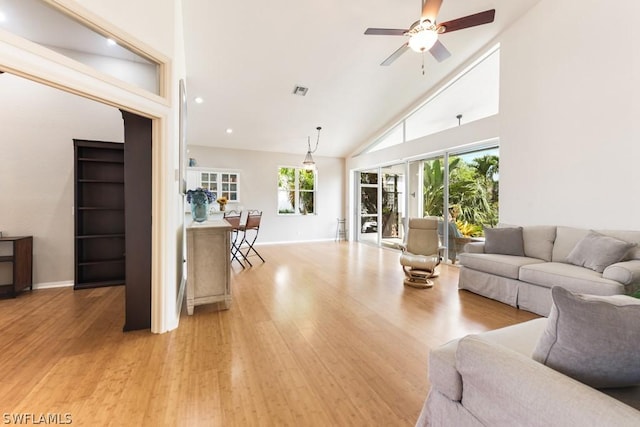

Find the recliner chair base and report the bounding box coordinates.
[403,268,436,289]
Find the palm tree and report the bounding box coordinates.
[471,154,499,204]
[424,155,498,232]
[423,157,461,217]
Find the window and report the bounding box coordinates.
[200,172,218,192]
[278,167,316,214]
[186,169,240,202]
[0,0,163,95]
[361,45,500,154]
[220,173,239,202]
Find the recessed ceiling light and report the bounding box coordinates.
[226,128,233,134]
[194,97,204,104]
[107,38,117,46]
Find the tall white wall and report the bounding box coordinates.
[187,145,345,243]
[0,0,183,332]
[498,0,640,229]
[347,0,640,232]
[0,74,123,287]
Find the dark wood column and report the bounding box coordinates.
[121,110,152,331]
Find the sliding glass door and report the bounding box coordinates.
[357,164,406,247]
[447,147,499,263]
[380,165,405,248]
[356,145,498,256]
[421,146,499,263]
[358,169,379,245]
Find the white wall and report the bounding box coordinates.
[74,0,176,54]
[0,0,183,332]
[187,145,345,243]
[498,0,640,229]
[0,74,123,288]
[347,0,640,232]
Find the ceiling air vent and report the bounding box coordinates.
[293,85,309,96]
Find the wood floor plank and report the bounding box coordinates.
[0,242,538,426]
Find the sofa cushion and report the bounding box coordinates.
[459,253,545,280]
[566,231,636,273]
[519,262,626,295]
[552,226,589,262]
[553,227,640,262]
[522,225,556,262]
[596,229,640,261]
[484,227,525,256]
[533,287,640,388]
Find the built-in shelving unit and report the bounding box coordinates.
[73,140,125,290]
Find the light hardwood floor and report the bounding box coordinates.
[0,242,537,426]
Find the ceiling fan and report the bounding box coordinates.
[364,0,495,66]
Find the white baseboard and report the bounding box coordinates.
[257,238,339,246]
[32,280,74,290]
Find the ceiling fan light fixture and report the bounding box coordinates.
[408,29,438,53]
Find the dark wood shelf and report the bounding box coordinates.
[77,207,125,211]
[0,236,33,298]
[78,258,125,266]
[77,157,124,164]
[74,140,125,290]
[76,234,125,239]
[74,280,125,289]
[77,179,125,184]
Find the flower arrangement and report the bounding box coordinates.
[216,196,228,208]
[186,187,214,205]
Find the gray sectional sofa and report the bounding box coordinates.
[417,309,640,427]
[458,225,640,316]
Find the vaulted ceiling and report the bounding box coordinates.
[181,0,541,158]
[0,0,541,158]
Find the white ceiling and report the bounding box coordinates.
[181,0,541,158]
[0,0,541,158]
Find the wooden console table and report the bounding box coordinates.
[0,236,33,298]
[186,220,232,315]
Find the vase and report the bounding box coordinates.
[191,201,209,222]
[218,203,226,212]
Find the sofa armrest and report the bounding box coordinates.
[456,335,640,427]
[603,260,640,288]
[464,242,485,253]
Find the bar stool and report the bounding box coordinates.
[238,210,265,266]
[223,210,246,267]
[336,218,347,241]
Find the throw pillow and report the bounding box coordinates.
[566,231,635,273]
[483,227,525,256]
[532,286,640,388]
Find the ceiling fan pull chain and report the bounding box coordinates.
[422,52,425,75]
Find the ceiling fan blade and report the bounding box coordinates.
[429,39,451,62]
[438,9,496,33]
[381,43,409,66]
[421,0,443,24]
[365,28,408,36]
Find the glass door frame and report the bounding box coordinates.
[356,168,381,245]
[355,162,409,247]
